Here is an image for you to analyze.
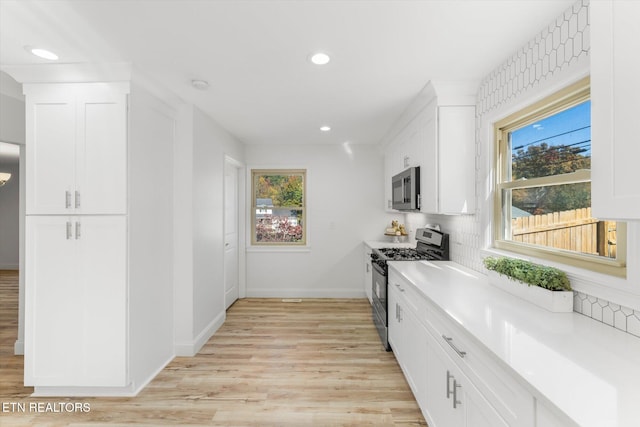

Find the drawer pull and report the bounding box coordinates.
[453,379,462,408]
[393,282,405,292]
[442,335,467,358]
[446,370,453,399]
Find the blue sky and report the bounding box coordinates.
[511,100,591,157]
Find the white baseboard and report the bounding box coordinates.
[32,384,138,397]
[245,288,367,298]
[31,353,175,397]
[174,310,225,357]
[129,352,174,396]
[14,339,23,355]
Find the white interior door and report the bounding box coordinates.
[224,160,239,309]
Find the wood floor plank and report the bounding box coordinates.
[0,271,427,426]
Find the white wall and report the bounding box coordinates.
[0,71,25,145]
[173,105,245,356]
[0,151,19,269]
[245,143,398,298]
[127,83,176,391]
[0,70,25,354]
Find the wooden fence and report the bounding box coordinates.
[512,207,617,258]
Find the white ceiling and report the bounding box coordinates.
[0,0,576,146]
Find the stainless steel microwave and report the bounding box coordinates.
[392,166,421,211]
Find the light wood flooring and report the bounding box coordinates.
[0,270,427,426]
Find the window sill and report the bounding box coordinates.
[247,246,311,253]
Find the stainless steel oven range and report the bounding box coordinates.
[370,227,449,351]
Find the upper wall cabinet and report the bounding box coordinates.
[591,0,640,220]
[24,83,128,215]
[383,81,476,215]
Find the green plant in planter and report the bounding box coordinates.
[483,256,571,291]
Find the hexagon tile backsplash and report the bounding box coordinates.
[573,292,640,338]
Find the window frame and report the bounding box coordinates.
[492,77,626,278]
[250,168,307,246]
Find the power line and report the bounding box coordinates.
[512,139,591,161]
[512,125,591,150]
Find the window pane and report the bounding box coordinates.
[255,209,304,243]
[254,174,303,207]
[509,100,590,181]
[503,185,617,259]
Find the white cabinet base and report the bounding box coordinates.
[25,216,127,388]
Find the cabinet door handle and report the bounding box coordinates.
[442,335,467,358]
[75,191,81,209]
[446,370,454,399]
[453,379,462,409]
[65,191,71,209]
[66,221,72,240]
[75,221,81,240]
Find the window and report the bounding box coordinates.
[251,169,306,246]
[493,77,626,277]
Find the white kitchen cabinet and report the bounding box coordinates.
[24,216,127,387]
[383,121,423,211]
[424,329,507,427]
[431,105,476,215]
[591,0,640,220]
[388,279,428,410]
[24,83,128,215]
[363,244,373,304]
[382,81,476,214]
[389,264,534,427]
[19,76,176,396]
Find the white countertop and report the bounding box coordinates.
[389,260,640,427]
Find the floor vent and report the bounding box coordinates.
[281,298,302,303]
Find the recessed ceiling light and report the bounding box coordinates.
[320,126,331,132]
[310,52,331,65]
[191,79,209,90]
[25,46,58,61]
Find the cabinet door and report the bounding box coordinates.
[24,216,78,385]
[24,216,127,387]
[424,330,464,427]
[25,96,77,214]
[76,216,127,386]
[388,284,402,357]
[591,0,640,220]
[383,144,395,211]
[389,282,428,412]
[424,329,509,427]
[364,245,373,304]
[76,91,128,214]
[420,107,438,213]
[438,106,476,214]
[403,305,428,409]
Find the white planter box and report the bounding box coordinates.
[486,271,573,313]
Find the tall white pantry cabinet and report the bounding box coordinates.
[22,80,175,395]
